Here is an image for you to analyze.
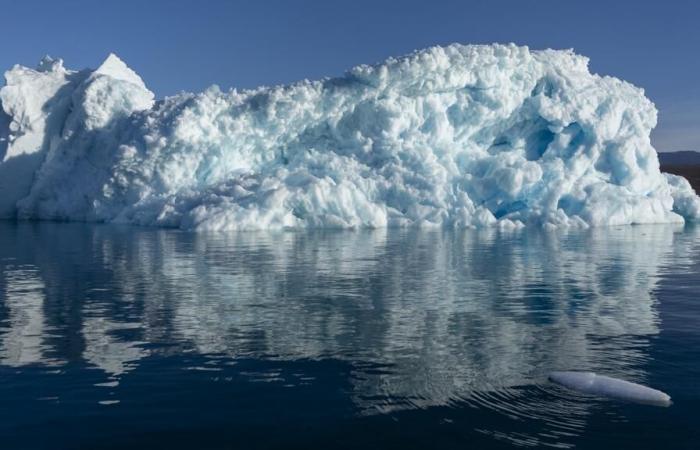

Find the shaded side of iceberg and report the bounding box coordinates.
[1,44,699,230]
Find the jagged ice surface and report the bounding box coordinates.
[1,44,699,230]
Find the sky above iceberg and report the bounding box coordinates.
[1,0,698,151]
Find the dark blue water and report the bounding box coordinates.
[1,222,699,449]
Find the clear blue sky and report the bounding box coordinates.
[2,0,698,151]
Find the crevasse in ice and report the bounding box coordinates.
[1,44,698,230]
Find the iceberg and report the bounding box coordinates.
[1,44,698,230]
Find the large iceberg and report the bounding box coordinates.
[1,44,699,230]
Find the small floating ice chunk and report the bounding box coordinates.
[549,371,671,406]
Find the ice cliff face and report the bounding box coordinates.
[1,44,698,230]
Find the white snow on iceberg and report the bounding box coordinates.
[1,44,699,230]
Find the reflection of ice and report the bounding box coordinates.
[0,264,50,366]
[81,315,147,376]
[183,229,672,385]
[86,225,690,413]
[1,223,698,447]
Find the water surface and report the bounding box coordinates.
[1,222,699,449]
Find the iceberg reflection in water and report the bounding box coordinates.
[0,222,698,448]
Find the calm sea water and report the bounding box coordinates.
[0,221,699,449]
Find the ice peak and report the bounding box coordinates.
[94,53,148,90]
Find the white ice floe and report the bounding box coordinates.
[549,371,671,405]
[1,44,699,229]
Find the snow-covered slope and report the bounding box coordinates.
[1,44,698,230]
